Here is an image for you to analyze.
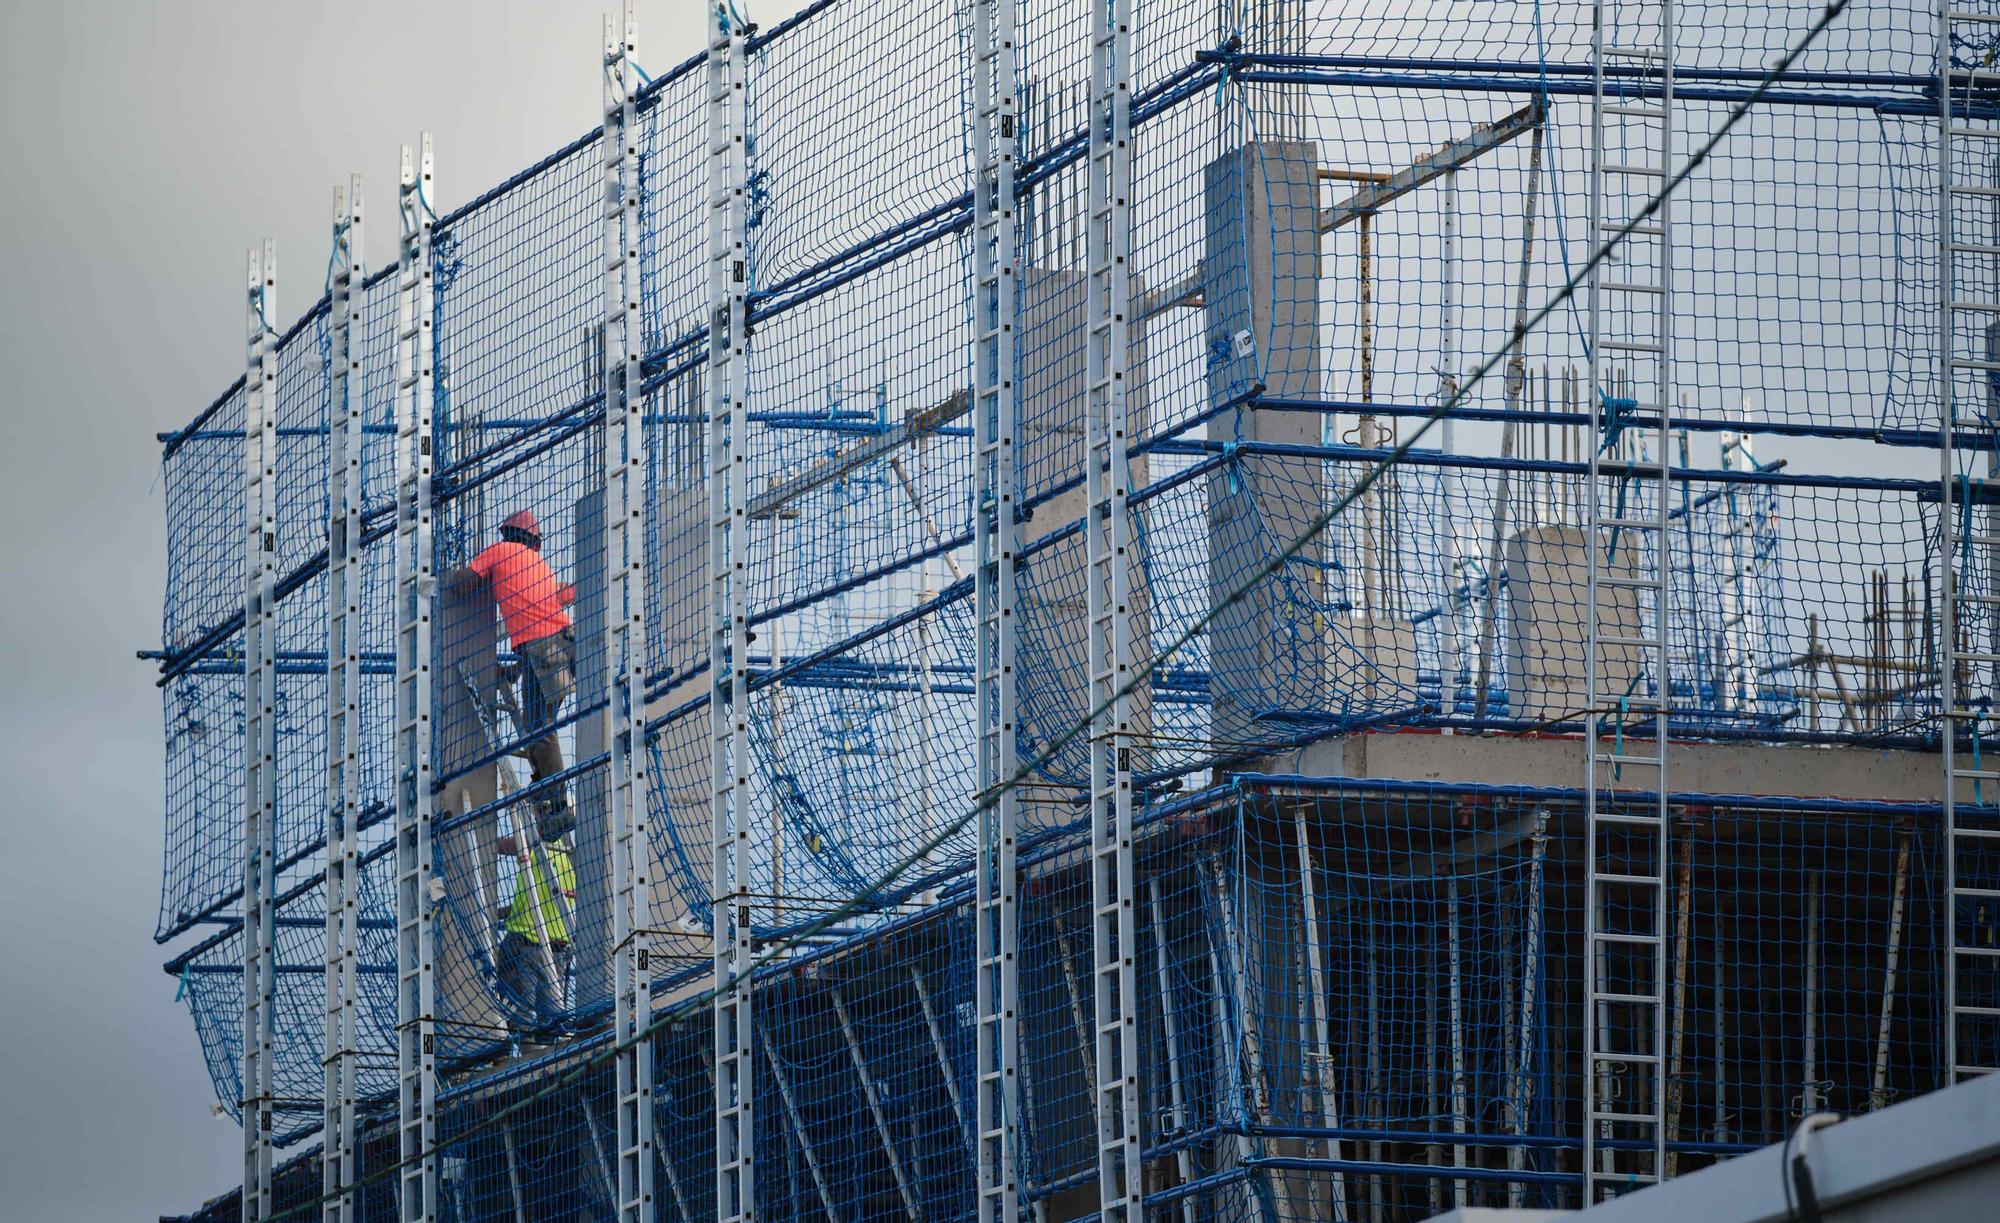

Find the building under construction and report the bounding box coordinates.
[148,1,2000,1219]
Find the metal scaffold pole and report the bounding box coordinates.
[1584,0,1675,1201]
[322,175,365,1223]
[1940,0,2000,1086]
[394,134,439,1223]
[241,237,279,1223]
[708,5,755,1220]
[603,5,656,1221]
[971,0,1023,1215]
[1085,0,1141,1215]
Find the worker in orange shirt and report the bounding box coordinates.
[452,509,576,837]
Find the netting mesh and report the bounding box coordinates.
[150,0,1993,1218]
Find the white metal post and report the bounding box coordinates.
[322,176,365,1223]
[604,5,656,1221]
[708,7,755,1221]
[1086,0,1141,1214]
[394,135,439,1223]
[1584,0,1675,1200]
[241,238,279,1223]
[1940,1,2000,1086]
[971,0,1023,1217]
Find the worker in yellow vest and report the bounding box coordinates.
[495,831,574,1037]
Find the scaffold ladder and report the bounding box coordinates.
[322,175,365,1223]
[708,9,755,1223]
[241,237,279,1223]
[1584,0,1675,1201]
[394,135,439,1223]
[1940,0,2000,1085]
[602,5,656,1221]
[971,0,1022,1216]
[1085,0,1142,1216]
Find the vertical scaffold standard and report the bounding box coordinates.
[393,134,438,1223]
[321,174,365,1223]
[708,6,755,1223]
[242,238,280,1223]
[971,0,1023,1219]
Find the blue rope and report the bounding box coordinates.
[1614,695,1627,781]
[322,219,349,295]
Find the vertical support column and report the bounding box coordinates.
[603,5,655,1222]
[323,177,365,1223]
[708,8,755,1222]
[971,0,1023,1216]
[1940,2,2000,1087]
[1085,0,1141,1216]
[394,135,439,1223]
[241,238,279,1223]
[1584,0,1674,1201]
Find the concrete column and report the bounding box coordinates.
[436,582,502,1044]
[1204,140,1327,747]
[573,488,612,1009]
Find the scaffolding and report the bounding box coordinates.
[147,2,1998,1220]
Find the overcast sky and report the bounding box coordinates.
[0,4,802,1218]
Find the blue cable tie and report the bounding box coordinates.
[1614,695,1627,781]
[1975,720,1984,805]
[175,963,191,1004]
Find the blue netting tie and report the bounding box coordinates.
[322,218,349,295]
[1960,719,1976,807]
[1599,391,1637,455]
[1222,440,1239,493]
[1614,695,1628,781]
[1959,472,1975,581]
[1210,35,1242,107]
[174,963,191,1004]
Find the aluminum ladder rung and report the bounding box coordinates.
[1591,931,1663,945]
[1593,873,1665,888]
[1591,995,1664,1010]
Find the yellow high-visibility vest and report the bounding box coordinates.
[503,845,574,945]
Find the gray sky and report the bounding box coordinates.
[0,3,798,1218]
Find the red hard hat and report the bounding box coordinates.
[502,509,540,536]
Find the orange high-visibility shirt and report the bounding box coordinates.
[467,541,574,646]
